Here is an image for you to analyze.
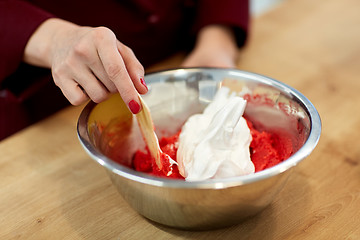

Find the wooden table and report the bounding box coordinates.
[1,0,360,239]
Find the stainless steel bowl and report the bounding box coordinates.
[77,68,321,230]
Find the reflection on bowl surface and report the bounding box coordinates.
[77,68,321,230]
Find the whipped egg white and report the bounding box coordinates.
[177,87,255,181]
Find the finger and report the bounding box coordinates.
[117,41,147,94]
[74,65,110,103]
[90,65,118,93]
[83,51,118,93]
[56,77,90,105]
[73,36,118,94]
[95,28,141,114]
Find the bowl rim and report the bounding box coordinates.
[77,68,321,189]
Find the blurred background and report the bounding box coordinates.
[251,0,285,16]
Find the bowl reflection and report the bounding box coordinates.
[77,68,321,230]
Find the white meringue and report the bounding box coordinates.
[177,87,254,181]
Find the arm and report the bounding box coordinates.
[181,25,239,68]
[182,0,249,68]
[0,0,53,81]
[1,0,147,113]
[24,18,147,113]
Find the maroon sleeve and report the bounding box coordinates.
[192,0,249,47]
[0,0,54,82]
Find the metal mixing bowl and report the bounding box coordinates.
[77,68,321,230]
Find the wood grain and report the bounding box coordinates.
[1,0,360,239]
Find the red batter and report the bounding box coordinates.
[132,118,295,179]
[133,132,183,178]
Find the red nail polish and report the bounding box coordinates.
[140,77,148,90]
[128,100,141,114]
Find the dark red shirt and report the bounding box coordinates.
[0,0,249,140]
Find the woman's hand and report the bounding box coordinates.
[181,25,239,69]
[24,18,147,114]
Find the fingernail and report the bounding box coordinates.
[128,100,141,114]
[140,77,148,90]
